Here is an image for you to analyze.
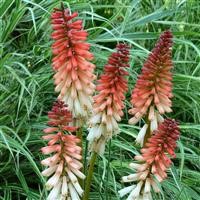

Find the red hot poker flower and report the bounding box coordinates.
[129,31,173,125]
[141,118,180,180]
[119,119,180,200]
[87,43,130,155]
[94,43,130,117]
[51,8,96,123]
[41,100,85,200]
[45,100,77,132]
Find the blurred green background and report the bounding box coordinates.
[0,0,199,199]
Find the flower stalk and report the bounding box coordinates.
[41,100,85,200]
[51,5,96,126]
[87,43,130,155]
[119,119,180,200]
[82,152,97,200]
[129,30,173,147]
[84,43,130,199]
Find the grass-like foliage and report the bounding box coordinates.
[0,0,200,199]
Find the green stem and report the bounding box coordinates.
[83,152,97,200]
[76,127,83,146]
[106,140,111,200]
[84,139,88,179]
[143,118,151,146]
[76,127,84,187]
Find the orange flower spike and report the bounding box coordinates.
[129,30,173,125]
[51,7,96,123]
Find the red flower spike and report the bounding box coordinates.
[51,8,96,122]
[94,43,130,118]
[119,119,180,199]
[41,100,85,199]
[87,43,130,155]
[129,30,173,125]
[140,118,180,179]
[45,100,74,128]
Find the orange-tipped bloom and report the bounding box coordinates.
[51,8,96,123]
[119,119,180,200]
[87,43,130,155]
[129,30,173,125]
[41,101,85,200]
